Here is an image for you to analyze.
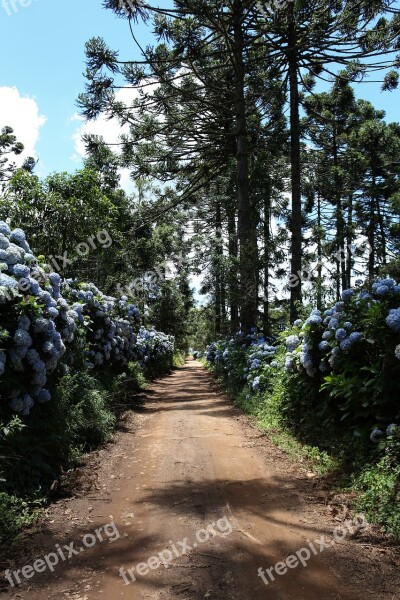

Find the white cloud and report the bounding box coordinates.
[71,86,161,194]
[0,86,46,165]
[71,88,140,193]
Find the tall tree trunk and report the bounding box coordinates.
[333,129,346,299]
[263,176,271,337]
[346,193,353,288]
[368,183,376,282]
[375,195,387,266]
[233,0,258,332]
[214,200,222,336]
[287,9,302,322]
[316,190,323,310]
[227,201,239,334]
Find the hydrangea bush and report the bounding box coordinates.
[207,278,400,438]
[0,222,174,418]
[286,279,400,433]
[206,330,278,394]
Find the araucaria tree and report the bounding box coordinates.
[78,0,400,331]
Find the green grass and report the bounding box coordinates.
[173,351,186,367]
[0,493,40,544]
[353,458,400,538]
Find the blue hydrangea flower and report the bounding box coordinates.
[0,221,11,236]
[9,397,25,413]
[284,357,294,370]
[43,341,55,354]
[386,308,400,333]
[349,332,362,344]
[37,389,51,403]
[341,289,354,301]
[386,424,397,436]
[319,341,330,352]
[26,350,40,365]
[3,245,23,265]
[358,291,371,300]
[14,329,32,347]
[328,318,339,330]
[286,335,300,352]
[18,316,31,331]
[32,371,47,386]
[0,233,10,250]
[306,314,322,326]
[300,351,313,370]
[370,428,384,443]
[13,264,30,279]
[340,339,353,351]
[335,328,347,341]
[22,252,35,264]
[380,278,395,289]
[0,273,18,289]
[376,285,390,296]
[10,229,26,244]
[49,272,61,286]
[395,345,400,360]
[21,394,34,416]
[39,290,53,306]
[322,330,332,340]
[33,317,48,333]
[28,277,41,295]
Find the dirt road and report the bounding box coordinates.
[2,360,399,599]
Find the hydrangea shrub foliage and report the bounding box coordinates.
[0,223,174,417]
[207,280,400,440]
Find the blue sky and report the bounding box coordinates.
[0,0,399,180]
[0,0,159,176]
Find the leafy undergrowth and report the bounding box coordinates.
[0,494,40,543]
